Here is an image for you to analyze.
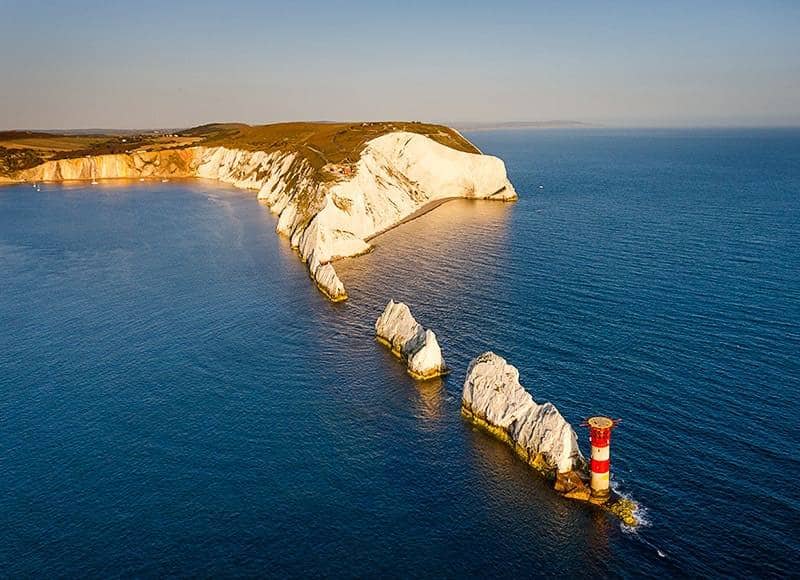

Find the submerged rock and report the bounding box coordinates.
[461,352,584,474]
[375,300,447,379]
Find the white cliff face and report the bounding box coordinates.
[16,131,516,302]
[462,352,584,474]
[375,300,447,379]
[298,132,517,263]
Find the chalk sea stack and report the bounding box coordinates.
[462,352,639,525]
[462,352,585,475]
[375,300,447,380]
[0,123,517,301]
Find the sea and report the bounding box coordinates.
[1,129,798,578]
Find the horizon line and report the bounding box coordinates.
[3,120,800,133]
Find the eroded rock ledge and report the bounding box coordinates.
[375,300,447,379]
[10,127,517,301]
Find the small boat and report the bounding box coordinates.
[139,178,145,182]
[161,178,169,183]
[91,180,99,185]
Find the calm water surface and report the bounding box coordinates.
[1,129,799,577]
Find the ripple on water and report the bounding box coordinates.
[2,130,800,577]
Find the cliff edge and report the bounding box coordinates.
[1,122,517,300]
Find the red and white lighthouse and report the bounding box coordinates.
[585,416,619,502]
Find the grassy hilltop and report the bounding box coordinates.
[0,122,479,178]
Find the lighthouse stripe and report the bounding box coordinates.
[589,426,612,447]
[591,471,610,490]
[586,418,615,496]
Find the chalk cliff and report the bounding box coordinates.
[13,131,516,301]
[462,352,584,474]
[375,300,447,379]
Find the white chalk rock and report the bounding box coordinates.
[408,330,446,378]
[375,300,424,355]
[311,262,347,302]
[462,352,584,473]
[15,131,517,302]
[375,300,447,379]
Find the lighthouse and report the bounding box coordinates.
[585,416,619,502]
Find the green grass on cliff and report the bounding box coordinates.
[181,121,479,168]
[0,122,480,178]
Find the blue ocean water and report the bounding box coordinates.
[1,129,799,577]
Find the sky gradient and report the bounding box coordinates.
[1,0,799,129]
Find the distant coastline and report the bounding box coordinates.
[452,120,594,131]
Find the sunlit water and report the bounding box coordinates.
[1,129,798,577]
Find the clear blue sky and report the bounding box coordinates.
[1,0,798,128]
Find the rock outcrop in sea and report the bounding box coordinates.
[461,351,639,525]
[12,131,516,301]
[462,352,585,475]
[375,300,447,379]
